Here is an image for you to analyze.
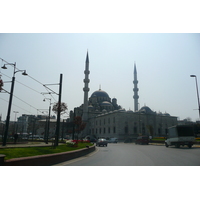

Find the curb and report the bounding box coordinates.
[1,145,96,166]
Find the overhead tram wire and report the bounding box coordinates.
[0,93,47,115]
[0,96,35,114]
[27,74,57,101]
[1,58,58,111]
[1,59,59,100]
[0,71,42,94]
[0,74,48,115]
[12,94,44,114]
[1,71,57,101]
[1,60,58,98]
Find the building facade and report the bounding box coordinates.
[69,52,178,140]
[88,106,177,141]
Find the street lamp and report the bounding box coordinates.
[1,62,28,146]
[43,98,52,144]
[13,111,19,122]
[190,75,200,119]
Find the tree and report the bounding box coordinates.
[52,102,68,115]
[74,116,86,140]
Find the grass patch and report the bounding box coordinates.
[0,142,93,160]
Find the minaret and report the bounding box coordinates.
[82,51,90,121]
[133,62,139,111]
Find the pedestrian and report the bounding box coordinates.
[149,135,152,143]
[14,133,18,144]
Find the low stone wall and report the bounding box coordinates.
[3,145,95,166]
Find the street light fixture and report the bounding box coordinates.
[43,98,52,144]
[190,75,200,119]
[1,61,28,146]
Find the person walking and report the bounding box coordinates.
[14,133,18,144]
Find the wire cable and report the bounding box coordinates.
[0,97,33,114]
[1,58,60,115]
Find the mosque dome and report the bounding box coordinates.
[101,101,112,106]
[91,89,110,98]
[139,106,155,115]
[163,112,170,116]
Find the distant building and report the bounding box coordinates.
[68,52,178,140]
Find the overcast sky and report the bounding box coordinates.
[0,33,199,121]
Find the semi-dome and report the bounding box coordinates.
[101,101,112,106]
[91,89,110,98]
[163,112,170,116]
[139,106,155,115]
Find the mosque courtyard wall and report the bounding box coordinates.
[88,109,178,141]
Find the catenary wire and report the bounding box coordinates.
[0,97,33,114]
[1,58,59,110]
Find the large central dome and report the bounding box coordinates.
[88,89,120,112]
[91,89,110,98]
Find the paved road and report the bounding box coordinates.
[55,143,200,166]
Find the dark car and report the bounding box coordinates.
[135,136,149,145]
[96,139,108,147]
[90,138,97,143]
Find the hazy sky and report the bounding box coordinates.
[1,1,200,194]
[0,33,199,121]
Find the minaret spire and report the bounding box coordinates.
[133,62,139,111]
[82,51,90,121]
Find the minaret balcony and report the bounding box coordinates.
[84,70,90,74]
[133,94,139,99]
[83,79,90,83]
[83,88,90,92]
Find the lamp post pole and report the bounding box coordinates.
[3,76,15,146]
[54,74,63,147]
[1,61,28,146]
[190,75,200,119]
[43,98,52,144]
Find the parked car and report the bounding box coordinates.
[135,136,149,145]
[96,139,108,147]
[107,138,118,143]
[89,138,97,143]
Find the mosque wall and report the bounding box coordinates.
[88,110,178,141]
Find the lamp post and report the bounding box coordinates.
[1,62,28,146]
[43,98,52,144]
[190,75,200,119]
[55,74,63,147]
[42,73,63,147]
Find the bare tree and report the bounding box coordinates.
[52,102,68,115]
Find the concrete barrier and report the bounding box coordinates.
[3,145,95,166]
[0,154,6,166]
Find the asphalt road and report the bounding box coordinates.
[55,143,200,166]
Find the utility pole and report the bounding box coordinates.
[3,76,15,146]
[190,75,200,119]
[54,74,63,147]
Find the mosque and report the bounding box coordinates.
[69,52,177,141]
